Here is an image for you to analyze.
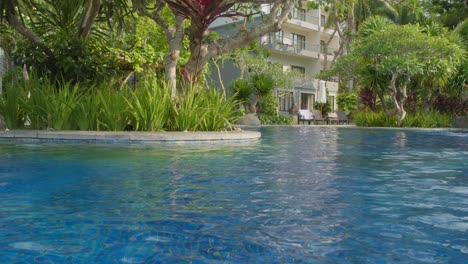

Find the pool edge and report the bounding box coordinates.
[0,130,261,144]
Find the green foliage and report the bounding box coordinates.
[259,93,278,115]
[314,102,331,117]
[170,88,205,131]
[258,114,293,125]
[126,79,172,131]
[0,84,25,129]
[325,19,466,122]
[453,18,468,48]
[354,111,398,127]
[11,0,124,84]
[96,85,130,131]
[229,78,251,102]
[251,73,275,97]
[0,75,238,132]
[354,110,452,128]
[197,89,239,131]
[357,16,392,38]
[337,93,359,114]
[21,78,82,130]
[170,87,238,131]
[116,16,168,73]
[402,111,452,128]
[73,90,99,131]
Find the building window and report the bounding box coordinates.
[320,40,327,53]
[292,8,306,21]
[278,91,294,112]
[328,96,335,112]
[275,30,283,44]
[300,93,314,110]
[292,33,306,50]
[291,65,306,75]
[321,15,326,27]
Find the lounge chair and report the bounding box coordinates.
[312,110,325,124]
[337,111,349,124]
[298,109,314,125]
[326,112,338,124]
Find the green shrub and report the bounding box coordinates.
[170,87,239,131]
[251,73,275,96]
[337,93,358,115]
[96,85,130,131]
[258,114,293,125]
[198,89,239,131]
[73,89,100,131]
[354,110,452,128]
[1,75,239,132]
[170,87,205,131]
[21,78,82,130]
[402,111,451,128]
[259,93,278,115]
[126,79,172,131]
[230,78,252,102]
[0,84,25,129]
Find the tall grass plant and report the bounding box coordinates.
[126,79,172,131]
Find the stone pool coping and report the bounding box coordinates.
[0,129,261,143]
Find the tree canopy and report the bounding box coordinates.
[321,17,466,123]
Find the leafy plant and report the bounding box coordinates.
[126,79,173,131]
[170,87,205,131]
[21,78,82,130]
[251,73,275,97]
[0,84,25,129]
[354,110,452,128]
[198,89,239,131]
[337,93,358,115]
[258,114,293,125]
[73,90,100,131]
[230,78,252,102]
[259,93,278,115]
[97,85,130,131]
[353,111,398,127]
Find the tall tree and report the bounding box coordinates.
[133,0,299,94]
[322,18,466,124]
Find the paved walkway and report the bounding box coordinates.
[0,130,261,144]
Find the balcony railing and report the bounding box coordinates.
[320,45,339,56]
[264,36,320,54]
[290,12,320,25]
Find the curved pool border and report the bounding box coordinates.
[0,129,261,144]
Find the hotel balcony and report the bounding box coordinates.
[263,36,320,58]
[263,36,340,60]
[286,12,320,31]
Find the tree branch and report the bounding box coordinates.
[207,0,298,58]
[5,0,53,58]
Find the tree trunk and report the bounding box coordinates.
[165,50,179,100]
[184,0,298,85]
[0,47,4,95]
[390,73,408,125]
[212,58,226,96]
[184,41,209,85]
[78,0,101,40]
[5,0,53,58]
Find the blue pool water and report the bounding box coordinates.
[0,127,467,263]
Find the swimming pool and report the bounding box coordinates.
[0,127,466,263]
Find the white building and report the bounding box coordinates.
[210,4,341,115]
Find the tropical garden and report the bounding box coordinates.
[0,0,466,131]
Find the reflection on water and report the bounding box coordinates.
[0,127,467,263]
